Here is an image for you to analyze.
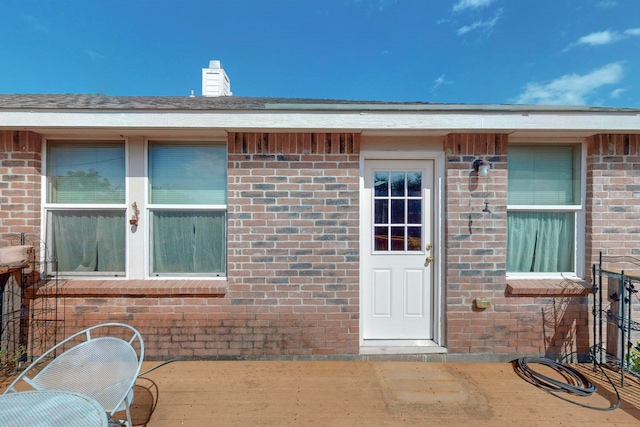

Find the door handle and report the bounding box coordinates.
[425,256,433,265]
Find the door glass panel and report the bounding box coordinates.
[374,200,388,224]
[374,226,388,251]
[407,227,422,251]
[374,172,389,197]
[373,170,424,252]
[391,227,404,251]
[407,200,421,224]
[407,172,421,197]
[391,172,405,196]
[391,199,404,224]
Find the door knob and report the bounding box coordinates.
[425,244,432,251]
[425,256,433,265]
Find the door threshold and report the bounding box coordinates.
[360,341,447,355]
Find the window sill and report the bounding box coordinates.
[506,278,591,297]
[42,279,227,298]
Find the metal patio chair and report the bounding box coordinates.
[4,322,144,427]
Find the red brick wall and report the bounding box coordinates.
[444,134,589,359]
[0,131,42,245]
[586,134,640,354]
[586,134,640,265]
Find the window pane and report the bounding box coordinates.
[152,210,226,274]
[49,210,126,273]
[407,227,421,251]
[47,141,125,204]
[391,172,405,197]
[507,211,575,272]
[149,142,227,205]
[407,200,421,224]
[391,199,405,224]
[374,226,388,251]
[374,172,388,197]
[374,200,388,224]
[407,172,421,197]
[391,227,404,251]
[508,145,580,205]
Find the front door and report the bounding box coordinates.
[362,159,434,341]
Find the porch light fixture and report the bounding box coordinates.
[472,159,490,178]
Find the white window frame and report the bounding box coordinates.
[506,140,586,279]
[42,138,129,278]
[145,139,228,278]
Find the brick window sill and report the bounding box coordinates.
[38,279,227,298]
[506,278,591,297]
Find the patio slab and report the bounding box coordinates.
[130,360,640,426]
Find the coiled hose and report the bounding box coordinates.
[513,357,620,411]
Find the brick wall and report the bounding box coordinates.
[586,134,640,264]
[0,131,42,245]
[444,134,589,359]
[586,134,640,355]
[444,134,511,354]
[225,132,361,357]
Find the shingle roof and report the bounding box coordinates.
[0,93,638,113]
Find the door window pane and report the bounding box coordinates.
[372,170,423,252]
[407,172,421,197]
[374,172,388,197]
[391,172,405,197]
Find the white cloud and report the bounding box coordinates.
[457,9,502,35]
[514,62,624,105]
[610,88,626,98]
[432,74,452,90]
[453,0,496,13]
[577,30,623,46]
[84,49,105,60]
[595,0,618,7]
[565,28,640,50]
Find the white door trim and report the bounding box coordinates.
[359,150,446,354]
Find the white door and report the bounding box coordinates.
[362,159,434,341]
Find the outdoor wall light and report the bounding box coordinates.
[472,159,491,177]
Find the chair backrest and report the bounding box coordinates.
[4,323,144,417]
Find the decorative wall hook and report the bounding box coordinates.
[130,202,140,226]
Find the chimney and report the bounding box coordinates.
[202,60,232,97]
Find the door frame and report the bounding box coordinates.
[359,150,446,355]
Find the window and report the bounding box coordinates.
[506,144,582,275]
[45,141,127,275]
[45,139,227,278]
[373,170,422,252]
[148,142,227,276]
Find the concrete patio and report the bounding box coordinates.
[128,360,640,426]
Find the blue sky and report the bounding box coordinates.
[1,0,639,107]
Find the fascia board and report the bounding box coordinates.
[0,110,638,134]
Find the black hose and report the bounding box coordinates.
[513,356,620,411]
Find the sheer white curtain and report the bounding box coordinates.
[52,211,125,272]
[152,211,225,274]
[506,212,574,272]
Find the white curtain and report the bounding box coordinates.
[52,211,125,272]
[152,211,225,274]
[507,212,574,272]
